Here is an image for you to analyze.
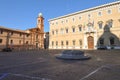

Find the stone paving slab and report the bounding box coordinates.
[0,50,120,80]
[80,64,120,80]
[0,73,51,80]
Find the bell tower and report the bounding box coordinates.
[36,13,44,49]
[37,13,44,32]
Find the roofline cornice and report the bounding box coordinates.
[0,26,29,34]
[49,1,120,22]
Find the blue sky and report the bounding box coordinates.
[0,0,117,32]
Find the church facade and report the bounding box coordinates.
[0,13,44,50]
[49,1,120,50]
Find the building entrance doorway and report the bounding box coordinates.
[36,43,38,48]
[87,36,94,49]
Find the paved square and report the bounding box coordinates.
[0,50,120,80]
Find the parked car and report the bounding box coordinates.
[2,48,12,52]
[97,46,107,50]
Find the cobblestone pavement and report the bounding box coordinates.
[0,49,120,80]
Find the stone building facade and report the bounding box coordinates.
[49,1,120,50]
[0,13,44,50]
[44,32,49,49]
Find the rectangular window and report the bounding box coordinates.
[73,40,75,46]
[66,29,68,33]
[56,41,58,46]
[61,29,64,34]
[79,16,81,20]
[26,41,28,44]
[119,7,120,12]
[66,41,68,46]
[20,33,22,37]
[19,40,21,44]
[98,12,102,16]
[79,27,82,31]
[72,18,75,21]
[66,20,68,22]
[56,22,58,24]
[0,30,3,34]
[99,23,103,29]
[56,30,58,34]
[0,39,2,43]
[52,31,54,35]
[10,40,13,44]
[52,41,54,46]
[26,34,29,37]
[107,9,112,14]
[110,38,114,45]
[61,41,64,46]
[79,40,82,45]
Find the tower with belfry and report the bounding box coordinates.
[28,13,44,49]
